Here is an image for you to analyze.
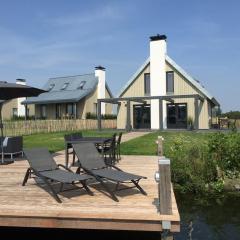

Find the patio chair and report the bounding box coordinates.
[64,132,83,166]
[72,142,147,202]
[115,132,123,161]
[97,133,117,165]
[23,148,93,203]
[0,136,23,159]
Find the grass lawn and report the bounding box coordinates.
[120,131,211,155]
[23,130,212,155]
[23,130,117,153]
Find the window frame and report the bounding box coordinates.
[40,105,47,119]
[66,103,76,117]
[78,81,86,89]
[144,73,150,96]
[61,82,69,90]
[48,83,55,91]
[56,104,61,119]
[166,71,174,94]
[12,108,18,117]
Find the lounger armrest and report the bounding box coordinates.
[107,165,147,179]
[57,164,74,173]
[107,164,123,171]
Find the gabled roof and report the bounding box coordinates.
[106,82,114,98]
[24,74,98,105]
[118,55,219,106]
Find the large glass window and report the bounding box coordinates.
[66,103,76,118]
[166,71,174,93]
[12,108,18,117]
[56,104,61,119]
[144,73,150,95]
[40,105,46,118]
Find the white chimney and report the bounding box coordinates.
[16,79,26,117]
[95,66,106,115]
[150,35,167,129]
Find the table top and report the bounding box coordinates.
[65,136,112,144]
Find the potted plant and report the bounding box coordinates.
[187,116,194,130]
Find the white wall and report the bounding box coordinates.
[150,37,167,129]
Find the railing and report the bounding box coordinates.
[2,119,117,136]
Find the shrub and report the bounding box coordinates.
[86,112,117,119]
[208,132,240,178]
[10,115,35,121]
[167,132,240,194]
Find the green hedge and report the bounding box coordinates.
[85,112,117,119]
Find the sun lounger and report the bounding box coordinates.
[23,148,93,203]
[72,142,147,202]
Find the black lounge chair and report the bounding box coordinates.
[72,142,147,202]
[23,148,93,203]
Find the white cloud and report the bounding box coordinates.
[47,4,123,27]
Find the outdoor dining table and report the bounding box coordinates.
[64,136,112,167]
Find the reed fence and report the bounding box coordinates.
[2,119,117,136]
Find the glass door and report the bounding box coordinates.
[167,103,187,129]
[133,104,151,129]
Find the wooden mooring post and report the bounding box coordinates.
[155,136,173,239]
[156,136,164,156]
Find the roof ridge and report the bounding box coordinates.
[49,73,95,80]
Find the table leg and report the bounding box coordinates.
[65,143,69,168]
[101,141,104,159]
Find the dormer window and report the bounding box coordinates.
[61,82,69,90]
[78,81,86,89]
[48,83,55,91]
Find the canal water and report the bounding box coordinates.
[174,192,240,240]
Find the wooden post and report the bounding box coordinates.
[97,100,101,130]
[24,104,28,120]
[126,100,131,132]
[74,103,77,119]
[158,157,172,215]
[156,136,164,156]
[194,97,199,130]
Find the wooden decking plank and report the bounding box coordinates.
[0,153,180,232]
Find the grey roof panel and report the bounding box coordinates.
[23,73,98,104]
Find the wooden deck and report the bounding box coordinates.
[0,153,180,232]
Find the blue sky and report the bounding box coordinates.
[0,0,239,111]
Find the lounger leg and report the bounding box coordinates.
[41,177,62,203]
[59,183,64,192]
[72,151,76,166]
[76,166,81,174]
[96,177,119,202]
[131,180,147,195]
[81,180,94,196]
[22,168,31,186]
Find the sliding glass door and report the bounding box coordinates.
[167,103,187,129]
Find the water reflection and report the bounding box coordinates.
[174,192,240,240]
